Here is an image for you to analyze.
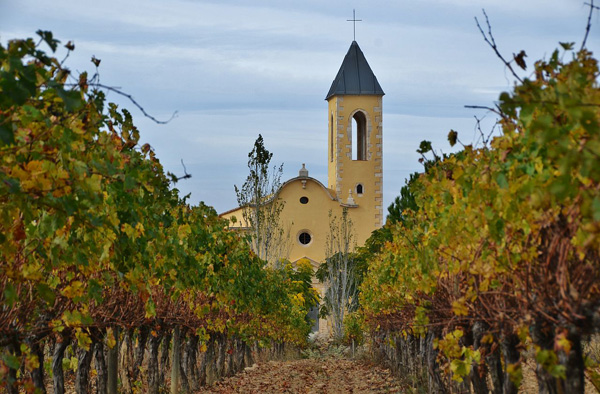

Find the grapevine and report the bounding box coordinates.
[0,32,316,392]
[362,45,600,392]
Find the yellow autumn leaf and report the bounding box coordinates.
[178,224,191,239]
[61,281,85,299]
[121,223,135,238]
[451,300,469,316]
[481,334,494,344]
[555,332,572,354]
[106,328,117,349]
[76,330,92,351]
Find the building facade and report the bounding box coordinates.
[220,40,384,334]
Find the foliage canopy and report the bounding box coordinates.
[0,32,315,390]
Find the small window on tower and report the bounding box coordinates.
[330,114,334,162]
[356,184,364,195]
[300,196,309,204]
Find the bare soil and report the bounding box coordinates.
[201,357,404,393]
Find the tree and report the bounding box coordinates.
[316,209,358,341]
[234,134,290,266]
[387,171,420,225]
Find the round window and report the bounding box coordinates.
[300,196,309,204]
[299,232,312,245]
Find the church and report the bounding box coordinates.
[220,40,384,333]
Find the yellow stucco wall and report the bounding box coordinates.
[220,176,339,265]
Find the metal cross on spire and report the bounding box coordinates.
[347,9,362,41]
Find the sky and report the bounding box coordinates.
[1,1,598,215]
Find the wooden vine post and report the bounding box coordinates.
[107,327,119,394]
[171,327,181,394]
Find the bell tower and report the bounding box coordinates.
[326,41,384,229]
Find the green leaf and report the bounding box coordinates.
[62,197,78,216]
[124,175,136,190]
[36,30,59,52]
[145,299,156,318]
[513,50,527,70]
[493,218,505,240]
[417,140,432,155]
[559,42,574,51]
[4,283,17,307]
[4,178,21,193]
[592,197,600,221]
[549,176,571,200]
[548,364,566,379]
[1,74,32,105]
[495,173,509,189]
[450,359,468,381]
[0,124,14,145]
[3,354,20,370]
[36,283,56,305]
[52,83,84,111]
[448,130,458,147]
[87,279,103,303]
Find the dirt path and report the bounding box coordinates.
[202,357,403,393]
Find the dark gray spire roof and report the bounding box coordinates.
[325,41,384,100]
